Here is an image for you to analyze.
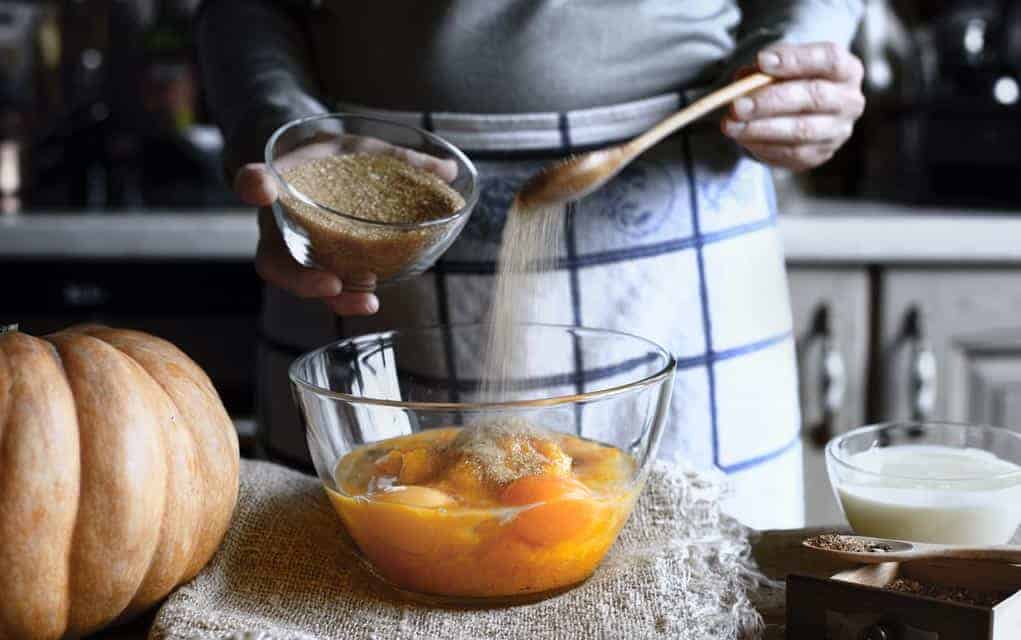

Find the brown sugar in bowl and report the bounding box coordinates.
[266,115,478,287]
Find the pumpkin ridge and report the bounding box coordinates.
[86,332,205,614]
[49,337,79,640]
[54,333,95,635]
[78,327,238,607]
[48,332,169,636]
[0,332,79,640]
[93,330,238,580]
[75,326,222,402]
[2,326,237,640]
[41,333,89,640]
[0,343,10,458]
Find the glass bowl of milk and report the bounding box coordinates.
[827,422,1021,545]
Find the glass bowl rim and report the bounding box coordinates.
[288,322,677,411]
[264,112,480,230]
[826,420,1021,483]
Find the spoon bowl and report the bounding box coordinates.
[517,73,773,208]
[516,148,626,209]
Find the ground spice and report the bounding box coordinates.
[278,153,466,282]
[807,534,893,553]
[885,578,1009,607]
[445,419,565,486]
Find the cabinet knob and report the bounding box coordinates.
[62,281,111,308]
[861,623,894,640]
[806,305,847,447]
[904,306,937,422]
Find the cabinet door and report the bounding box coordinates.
[880,269,1021,428]
[788,267,870,526]
[0,261,262,416]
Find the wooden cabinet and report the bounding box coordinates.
[789,268,871,436]
[788,267,870,527]
[792,266,1021,526]
[879,269,1021,428]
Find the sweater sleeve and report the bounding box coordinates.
[725,1,864,77]
[195,0,328,178]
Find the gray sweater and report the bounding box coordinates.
[196,0,862,172]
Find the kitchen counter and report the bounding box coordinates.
[0,210,257,260]
[781,197,1021,264]
[5,197,1021,263]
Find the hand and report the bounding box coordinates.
[235,164,380,316]
[722,42,865,172]
[238,132,459,316]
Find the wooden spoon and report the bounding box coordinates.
[831,562,900,587]
[517,72,773,208]
[803,534,1021,565]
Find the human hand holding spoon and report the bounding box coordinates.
[516,73,773,208]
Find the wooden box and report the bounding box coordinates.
[786,560,1021,640]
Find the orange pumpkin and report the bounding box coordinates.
[0,325,239,639]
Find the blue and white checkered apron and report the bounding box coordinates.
[258,90,804,529]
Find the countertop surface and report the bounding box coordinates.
[1,210,257,260]
[5,197,1021,264]
[780,197,1021,264]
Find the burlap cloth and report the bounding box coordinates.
[149,459,775,640]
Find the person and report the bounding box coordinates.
[196,1,865,529]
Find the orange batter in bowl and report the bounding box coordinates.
[325,423,638,601]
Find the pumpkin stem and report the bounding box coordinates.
[0,324,18,335]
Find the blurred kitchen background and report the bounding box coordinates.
[1,0,260,445]
[4,0,1021,525]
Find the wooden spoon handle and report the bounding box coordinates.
[936,545,1021,563]
[625,72,773,158]
[805,544,1021,565]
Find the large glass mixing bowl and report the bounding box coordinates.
[290,323,675,605]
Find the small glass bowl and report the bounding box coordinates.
[827,422,1021,544]
[265,113,479,289]
[289,323,676,605]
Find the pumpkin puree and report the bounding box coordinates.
[326,426,636,598]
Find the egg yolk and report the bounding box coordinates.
[501,476,596,546]
[501,475,589,505]
[328,427,636,599]
[372,485,455,508]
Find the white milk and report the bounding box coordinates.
[836,445,1021,544]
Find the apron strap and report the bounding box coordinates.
[335,87,710,154]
